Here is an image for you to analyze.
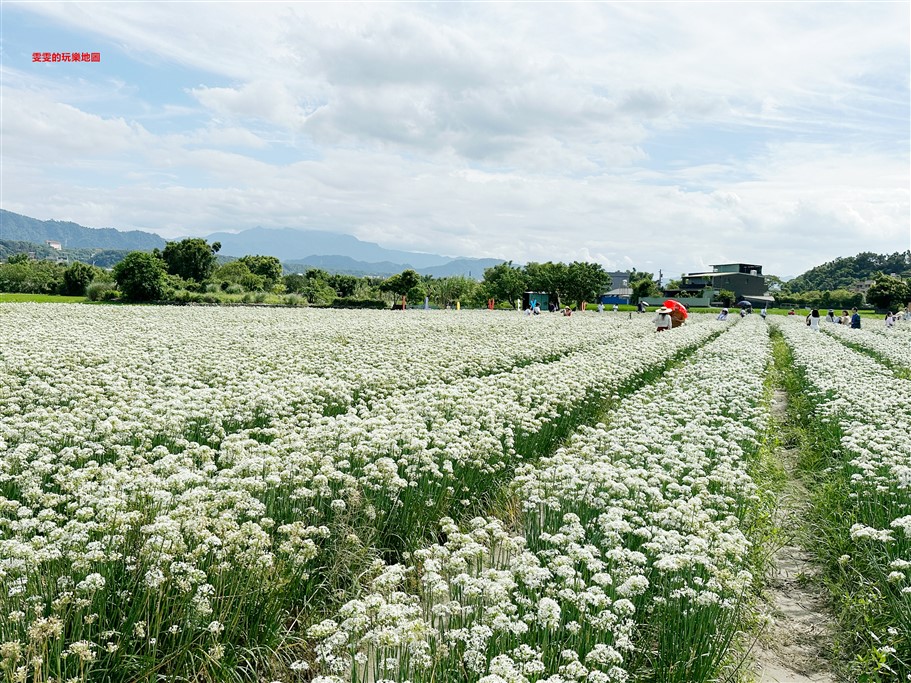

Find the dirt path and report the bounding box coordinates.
[749,390,839,683]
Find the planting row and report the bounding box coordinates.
[819,317,911,371]
[308,316,773,683]
[0,307,723,682]
[0,306,695,453]
[774,317,911,678]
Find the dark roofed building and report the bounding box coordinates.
[680,263,773,306]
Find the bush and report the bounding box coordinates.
[0,260,65,294]
[254,291,268,303]
[329,297,387,309]
[62,262,99,296]
[225,283,244,294]
[86,281,119,301]
[166,290,224,304]
[283,293,306,307]
[113,252,166,302]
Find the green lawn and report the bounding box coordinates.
[0,293,86,303]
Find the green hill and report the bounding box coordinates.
[0,209,166,251]
[785,251,911,293]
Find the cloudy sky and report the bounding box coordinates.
[2,2,909,277]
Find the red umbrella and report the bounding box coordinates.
[663,299,688,319]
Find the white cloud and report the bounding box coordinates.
[2,2,908,277]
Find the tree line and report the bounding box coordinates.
[0,238,632,309]
[2,239,908,311]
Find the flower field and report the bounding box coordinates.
[773,318,911,678]
[0,305,906,682]
[819,317,911,372]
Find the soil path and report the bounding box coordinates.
[750,390,838,683]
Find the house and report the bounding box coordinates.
[679,263,774,306]
[45,240,62,250]
[598,271,633,305]
[607,270,631,290]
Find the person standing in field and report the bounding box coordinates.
[807,309,821,331]
[825,309,836,323]
[760,307,767,319]
[885,311,895,328]
[840,310,850,325]
[851,308,861,329]
[654,306,673,332]
[717,308,729,321]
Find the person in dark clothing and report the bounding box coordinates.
[850,308,861,329]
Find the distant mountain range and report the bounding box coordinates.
[0,209,166,251]
[0,210,504,278]
[207,226,450,268]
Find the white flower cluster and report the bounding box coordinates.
[0,305,723,679]
[820,318,911,371]
[310,317,772,681]
[774,318,911,655]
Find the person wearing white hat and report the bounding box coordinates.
[654,306,673,332]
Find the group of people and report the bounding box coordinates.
[804,308,862,330]
[527,301,908,331]
[716,306,759,321]
[524,301,624,316]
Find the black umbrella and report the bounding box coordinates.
[737,300,753,308]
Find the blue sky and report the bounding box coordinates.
[2,1,908,277]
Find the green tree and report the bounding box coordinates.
[525,261,569,307]
[482,261,527,305]
[784,250,911,293]
[765,275,787,292]
[62,261,100,296]
[407,283,427,306]
[866,275,910,311]
[428,276,478,307]
[717,289,736,307]
[629,271,660,303]
[161,238,220,282]
[380,269,422,307]
[213,261,265,291]
[7,253,30,264]
[282,273,308,294]
[565,261,610,309]
[826,289,863,309]
[0,260,64,293]
[665,275,684,290]
[238,255,282,290]
[286,267,338,304]
[327,273,359,298]
[113,251,166,301]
